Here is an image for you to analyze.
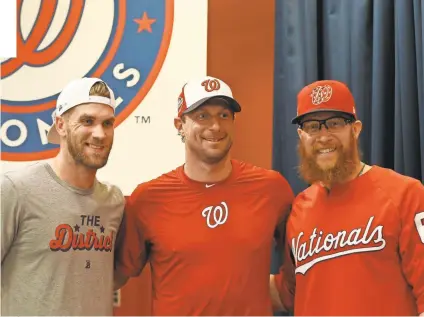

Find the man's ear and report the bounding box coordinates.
[55,116,67,138]
[352,120,362,139]
[174,117,182,131]
[297,127,303,139]
[174,116,185,136]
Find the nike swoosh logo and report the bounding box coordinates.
[205,184,216,188]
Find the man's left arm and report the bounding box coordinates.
[270,173,295,313]
[399,180,424,315]
[113,190,150,290]
[273,173,295,242]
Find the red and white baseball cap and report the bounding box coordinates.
[292,80,357,124]
[47,77,116,144]
[177,76,241,117]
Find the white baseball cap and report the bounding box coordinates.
[47,77,116,144]
[177,76,241,117]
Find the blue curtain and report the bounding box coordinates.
[273,0,424,195]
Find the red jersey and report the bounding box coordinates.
[115,160,294,316]
[276,166,424,315]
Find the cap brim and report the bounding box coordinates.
[183,96,241,115]
[291,109,356,124]
[47,124,60,144]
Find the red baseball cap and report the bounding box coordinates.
[291,80,357,124]
[177,76,241,118]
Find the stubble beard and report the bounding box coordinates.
[66,130,111,170]
[188,137,233,165]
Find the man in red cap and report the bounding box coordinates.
[270,80,424,315]
[114,76,295,315]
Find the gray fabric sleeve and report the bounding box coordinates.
[1,175,23,262]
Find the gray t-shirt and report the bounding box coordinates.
[1,162,125,316]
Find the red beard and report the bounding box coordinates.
[297,131,361,186]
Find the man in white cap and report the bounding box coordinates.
[114,76,294,315]
[1,77,125,316]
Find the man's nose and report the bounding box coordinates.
[91,124,106,139]
[315,123,332,142]
[209,117,221,131]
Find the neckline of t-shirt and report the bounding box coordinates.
[177,159,240,190]
[43,162,96,196]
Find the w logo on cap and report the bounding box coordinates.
[310,85,332,105]
[201,79,221,92]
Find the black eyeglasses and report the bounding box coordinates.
[299,116,353,135]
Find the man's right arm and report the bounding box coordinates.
[114,188,149,290]
[1,175,23,263]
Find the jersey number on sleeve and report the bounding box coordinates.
[415,211,424,244]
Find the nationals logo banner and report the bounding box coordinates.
[1,0,208,195]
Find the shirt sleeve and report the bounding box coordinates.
[273,173,296,314]
[1,175,23,263]
[399,180,424,314]
[275,173,295,225]
[114,187,149,278]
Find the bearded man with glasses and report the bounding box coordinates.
[270,80,424,316]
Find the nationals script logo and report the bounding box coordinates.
[292,216,387,274]
[1,0,174,161]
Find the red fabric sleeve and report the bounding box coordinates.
[114,186,149,277]
[275,173,295,225]
[399,180,424,314]
[272,173,296,313]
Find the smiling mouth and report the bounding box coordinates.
[86,143,105,150]
[203,137,225,143]
[317,147,336,154]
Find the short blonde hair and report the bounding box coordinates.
[89,81,111,98]
[62,82,111,120]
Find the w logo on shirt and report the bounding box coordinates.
[202,202,228,229]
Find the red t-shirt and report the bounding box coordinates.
[276,166,424,315]
[115,159,294,315]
